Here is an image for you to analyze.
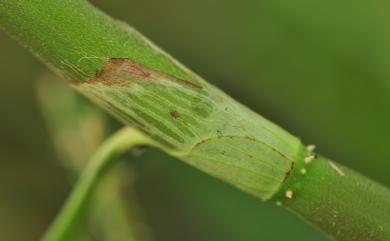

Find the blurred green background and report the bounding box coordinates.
[1,0,389,240]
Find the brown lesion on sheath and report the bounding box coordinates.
[170,110,180,119]
[88,58,202,90]
[283,161,295,182]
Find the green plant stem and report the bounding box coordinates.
[0,0,304,200]
[1,1,390,241]
[273,155,390,241]
[0,0,192,82]
[40,127,154,241]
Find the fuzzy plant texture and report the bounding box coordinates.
[0,1,389,241]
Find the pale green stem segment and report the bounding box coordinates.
[273,151,390,241]
[1,1,390,241]
[40,127,155,241]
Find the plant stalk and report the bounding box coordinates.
[273,153,390,241]
[0,1,389,240]
[40,127,154,241]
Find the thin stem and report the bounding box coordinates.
[40,127,154,241]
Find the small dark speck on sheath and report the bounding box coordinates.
[170,110,180,119]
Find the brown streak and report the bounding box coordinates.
[89,58,203,90]
[194,139,207,148]
[271,147,292,162]
[283,161,295,182]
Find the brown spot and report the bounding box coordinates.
[283,161,295,182]
[89,58,202,90]
[245,136,256,141]
[170,110,180,119]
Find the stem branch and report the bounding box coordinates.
[40,127,154,241]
